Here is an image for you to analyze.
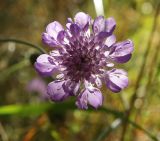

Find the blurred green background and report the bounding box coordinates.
[0,0,160,141]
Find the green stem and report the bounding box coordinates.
[0,38,46,54]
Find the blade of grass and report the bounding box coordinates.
[0,103,52,117]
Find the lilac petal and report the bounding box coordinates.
[113,54,132,63]
[67,18,73,23]
[74,12,91,29]
[63,80,80,96]
[47,80,70,101]
[70,24,81,36]
[76,87,103,109]
[66,18,73,29]
[93,16,106,34]
[46,21,63,39]
[109,40,134,63]
[42,21,64,47]
[95,77,102,88]
[42,33,58,47]
[50,50,60,57]
[87,88,103,108]
[90,75,102,88]
[105,17,116,34]
[57,30,69,45]
[76,89,88,109]
[106,69,128,93]
[96,31,110,42]
[106,80,121,93]
[104,34,116,47]
[34,54,57,76]
[57,30,66,43]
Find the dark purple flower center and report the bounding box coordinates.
[60,37,106,82]
[62,54,91,81]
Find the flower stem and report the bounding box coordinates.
[0,38,46,54]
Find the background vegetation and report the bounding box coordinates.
[0,0,160,141]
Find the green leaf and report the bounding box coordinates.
[0,103,52,116]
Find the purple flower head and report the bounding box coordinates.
[26,78,48,100]
[35,12,134,110]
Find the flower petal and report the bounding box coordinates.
[63,80,80,95]
[76,89,88,109]
[57,30,69,45]
[87,88,103,108]
[74,12,90,29]
[113,54,132,63]
[95,77,102,88]
[95,31,110,42]
[47,80,69,101]
[34,54,57,76]
[76,87,103,109]
[106,69,128,93]
[70,23,81,36]
[42,21,64,47]
[46,21,63,39]
[49,50,62,61]
[93,16,106,34]
[104,34,116,47]
[42,33,58,47]
[105,17,116,34]
[109,40,134,63]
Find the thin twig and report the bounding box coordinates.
[120,3,160,141]
[0,38,46,54]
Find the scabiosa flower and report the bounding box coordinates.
[35,12,134,110]
[26,78,48,100]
